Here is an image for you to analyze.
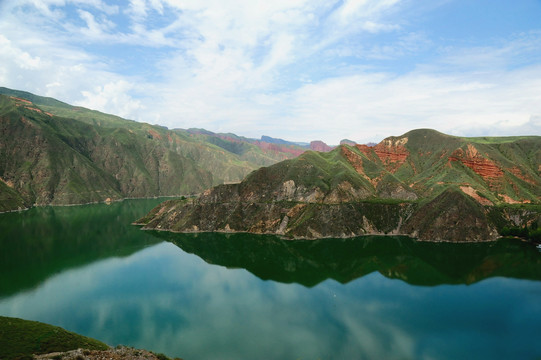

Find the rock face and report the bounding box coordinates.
[138,129,541,242]
[401,188,498,241]
[139,186,528,242]
[139,195,414,239]
[371,137,410,173]
[448,144,504,181]
[35,346,168,360]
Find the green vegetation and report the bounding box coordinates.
[3,87,540,241]
[465,135,538,144]
[0,316,108,359]
[0,180,27,211]
[0,88,306,211]
[500,223,541,242]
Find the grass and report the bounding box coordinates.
[464,135,538,144]
[0,316,108,360]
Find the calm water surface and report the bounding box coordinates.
[1,199,540,360]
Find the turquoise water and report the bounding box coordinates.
[1,199,540,359]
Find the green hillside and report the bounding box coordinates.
[0,88,304,211]
[228,128,541,206]
[139,129,541,242]
[0,316,108,359]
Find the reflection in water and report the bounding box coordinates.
[1,241,540,360]
[150,231,541,286]
[0,199,164,297]
[1,200,540,360]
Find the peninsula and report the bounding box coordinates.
[137,129,541,242]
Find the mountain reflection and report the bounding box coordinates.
[150,231,541,287]
[0,199,164,297]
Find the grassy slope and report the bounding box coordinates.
[385,129,541,204]
[0,88,304,210]
[0,98,122,205]
[240,148,375,199]
[0,316,108,359]
[0,180,26,211]
[4,87,300,167]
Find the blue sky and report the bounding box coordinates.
[1,0,540,144]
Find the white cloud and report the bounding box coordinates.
[274,63,541,143]
[127,0,148,19]
[77,9,116,38]
[78,80,144,119]
[0,35,42,70]
[0,0,540,144]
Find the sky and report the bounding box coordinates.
[1,0,540,144]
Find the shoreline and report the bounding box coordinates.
[0,194,197,214]
[139,226,509,244]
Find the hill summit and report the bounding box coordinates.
[138,129,541,242]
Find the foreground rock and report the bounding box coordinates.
[36,346,181,360]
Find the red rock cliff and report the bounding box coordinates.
[370,137,410,173]
[448,144,503,181]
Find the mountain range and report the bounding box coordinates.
[137,129,541,242]
[2,87,540,242]
[0,87,333,212]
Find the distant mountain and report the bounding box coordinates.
[0,88,310,211]
[138,129,541,242]
[260,135,334,152]
[340,139,356,146]
[187,130,308,159]
[309,140,334,152]
[260,135,297,146]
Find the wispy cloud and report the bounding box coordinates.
[0,0,540,143]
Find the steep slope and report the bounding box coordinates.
[354,129,541,204]
[139,130,541,242]
[401,187,499,241]
[0,90,304,210]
